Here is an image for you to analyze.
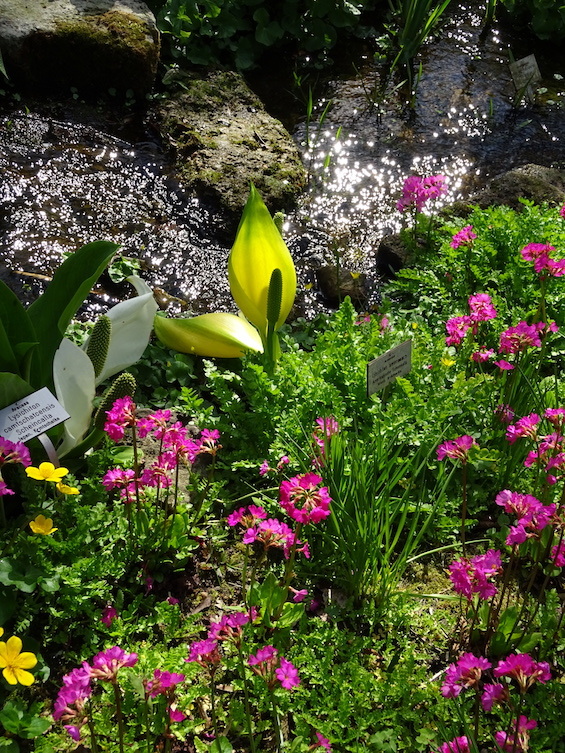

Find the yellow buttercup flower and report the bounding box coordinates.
[56,482,79,495]
[0,628,3,638]
[441,357,456,367]
[29,515,58,535]
[25,462,68,483]
[0,636,37,685]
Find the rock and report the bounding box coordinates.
[375,233,410,277]
[469,164,565,210]
[315,265,368,308]
[155,69,307,217]
[0,0,159,97]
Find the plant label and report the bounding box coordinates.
[509,55,541,103]
[0,388,69,444]
[367,340,412,395]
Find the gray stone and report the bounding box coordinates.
[0,0,159,96]
[155,69,307,216]
[469,163,565,211]
[375,233,411,277]
[315,265,368,307]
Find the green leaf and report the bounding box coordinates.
[0,281,37,377]
[0,587,16,623]
[275,601,304,629]
[497,606,519,638]
[27,240,120,388]
[0,559,43,594]
[0,373,34,411]
[210,736,233,753]
[0,738,19,752]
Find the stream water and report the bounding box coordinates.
[1,2,565,318]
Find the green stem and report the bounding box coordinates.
[210,669,220,741]
[268,687,283,753]
[461,463,468,557]
[237,643,257,753]
[112,679,125,753]
[143,696,152,753]
[87,698,99,753]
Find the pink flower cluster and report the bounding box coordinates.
[504,408,565,483]
[437,652,550,753]
[102,398,221,502]
[437,435,477,464]
[280,472,332,525]
[448,549,502,600]
[227,504,310,559]
[186,608,258,670]
[0,436,31,496]
[450,225,477,249]
[248,645,300,690]
[54,646,143,742]
[259,455,290,476]
[521,242,565,277]
[498,320,557,354]
[444,293,497,346]
[495,489,556,546]
[396,174,448,213]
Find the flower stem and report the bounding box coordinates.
[112,680,125,753]
[237,643,257,753]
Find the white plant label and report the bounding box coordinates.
[0,388,70,443]
[509,55,541,103]
[367,340,412,395]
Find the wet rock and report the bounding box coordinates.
[155,69,307,217]
[0,0,159,97]
[469,164,565,210]
[375,234,410,277]
[315,265,368,308]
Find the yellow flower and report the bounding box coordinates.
[0,628,3,638]
[56,482,79,495]
[441,357,455,367]
[25,462,68,483]
[228,184,296,338]
[0,636,37,685]
[29,515,58,535]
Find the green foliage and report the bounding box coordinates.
[149,0,372,69]
[501,0,565,40]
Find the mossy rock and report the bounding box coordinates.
[0,2,159,97]
[155,69,307,218]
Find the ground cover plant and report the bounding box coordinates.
[1,184,565,752]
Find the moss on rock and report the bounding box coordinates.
[156,69,307,217]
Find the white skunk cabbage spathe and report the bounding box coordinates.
[53,338,96,456]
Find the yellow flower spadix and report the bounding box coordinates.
[154,312,264,359]
[228,184,296,337]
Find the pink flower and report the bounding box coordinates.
[468,293,497,322]
[560,204,565,218]
[0,437,31,467]
[279,473,332,525]
[495,404,515,424]
[186,639,221,668]
[499,322,542,354]
[397,174,447,212]
[101,467,136,492]
[208,609,257,643]
[90,646,138,681]
[259,460,270,476]
[494,359,515,371]
[441,653,491,698]
[445,315,473,346]
[290,587,309,602]
[448,550,502,600]
[169,706,186,723]
[101,606,118,627]
[481,682,508,711]
[436,435,477,463]
[104,396,136,442]
[437,736,470,753]
[494,716,537,752]
[0,481,14,496]
[551,542,565,567]
[494,653,551,691]
[243,518,309,559]
[471,348,495,363]
[505,414,540,443]
[450,225,477,249]
[275,657,300,689]
[226,505,267,528]
[248,646,300,690]
[520,243,555,261]
[64,725,82,742]
[314,732,332,751]
[145,669,185,698]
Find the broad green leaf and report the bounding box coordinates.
[27,240,120,387]
[0,281,37,376]
[0,373,34,411]
[210,737,233,753]
[0,558,43,594]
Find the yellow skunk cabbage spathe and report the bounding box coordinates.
[228,184,296,338]
[154,312,264,359]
